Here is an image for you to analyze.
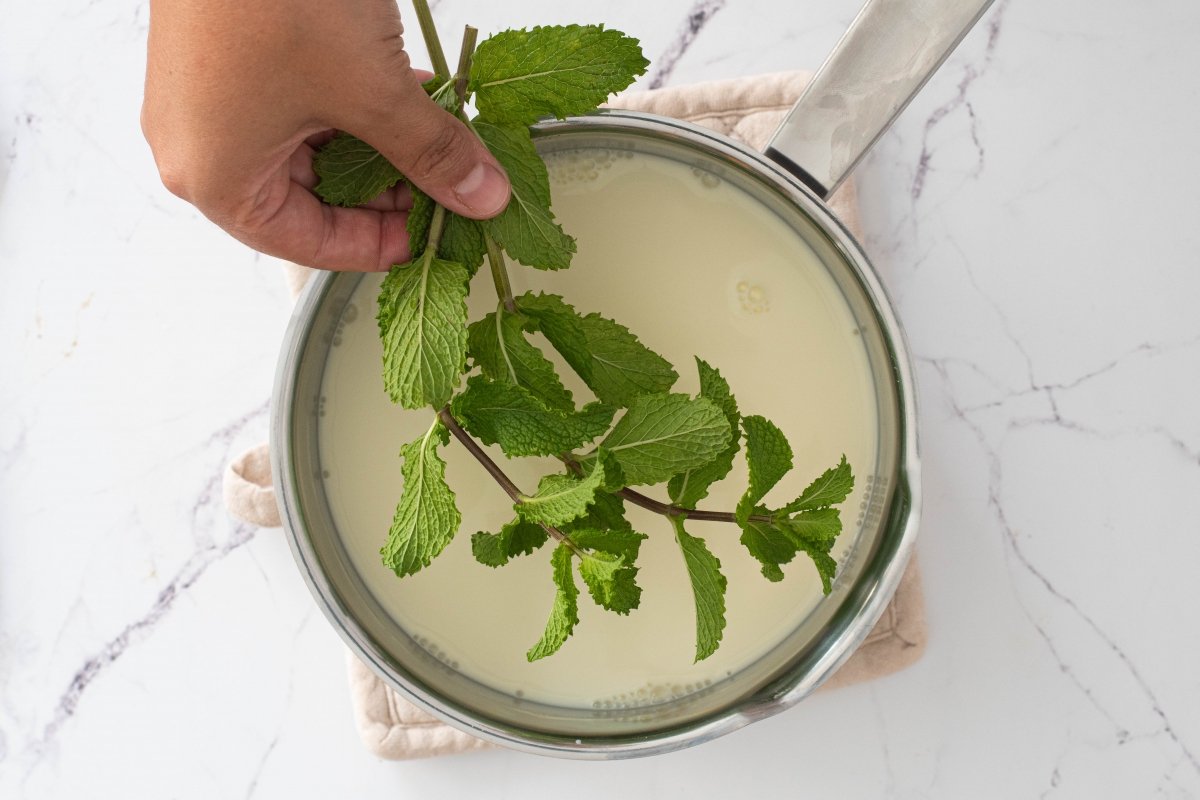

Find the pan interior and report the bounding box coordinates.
[282,124,905,743]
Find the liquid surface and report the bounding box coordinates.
[318,147,879,709]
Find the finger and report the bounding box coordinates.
[230,175,410,272]
[347,71,510,220]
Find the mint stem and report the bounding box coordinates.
[426,204,448,253]
[486,237,517,313]
[562,457,771,525]
[455,25,478,107]
[412,0,451,78]
[438,407,583,556]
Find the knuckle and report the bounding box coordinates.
[226,178,287,235]
[409,122,474,183]
[152,154,192,201]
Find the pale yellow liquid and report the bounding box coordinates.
[318,148,879,709]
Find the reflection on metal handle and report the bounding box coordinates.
[766,0,994,199]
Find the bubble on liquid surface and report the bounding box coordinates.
[545,148,619,187]
[736,280,770,313]
[590,677,719,711]
[691,166,721,189]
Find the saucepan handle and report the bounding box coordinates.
[766,0,995,199]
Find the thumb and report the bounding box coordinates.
[353,74,510,220]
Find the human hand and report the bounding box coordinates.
[141,0,510,271]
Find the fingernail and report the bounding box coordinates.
[454,162,510,217]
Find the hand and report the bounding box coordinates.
[141,0,510,271]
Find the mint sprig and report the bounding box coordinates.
[311,8,856,664]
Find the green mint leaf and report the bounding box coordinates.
[425,76,460,114]
[527,543,579,661]
[567,525,646,562]
[735,415,794,525]
[471,517,549,567]
[795,539,838,594]
[777,456,854,514]
[421,74,448,93]
[380,420,460,577]
[671,517,727,661]
[467,304,575,411]
[471,25,648,125]
[738,513,798,583]
[441,214,488,274]
[577,549,641,615]
[776,507,843,545]
[585,393,731,486]
[739,506,842,591]
[517,292,679,407]
[772,507,843,594]
[406,185,487,274]
[313,133,403,207]
[474,121,575,269]
[696,357,739,422]
[451,375,614,457]
[669,358,742,508]
[517,450,618,527]
[512,292,591,370]
[377,254,469,409]
[561,491,634,537]
[406,185,434,256]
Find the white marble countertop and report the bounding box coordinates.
[3,0,1198,796]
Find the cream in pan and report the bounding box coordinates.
[317,147,879,709]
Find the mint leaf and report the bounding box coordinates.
[517,451,618,527]
[696,357,739,425]
[512,292,591,370]
[734,415,794,525]
[561,491,638,534]
[738,514,798,583]
[773,507,843,594]
[527,543,579,661]
[739,507,842,591]
[406,185,434,256]
[777,455,854,514]
[567,525,645,561]
[424,75,460,114]
[441,214,487,273]
[407,186,487,274]
[474,121,575,269]
[776,507,843,545]
[377,254,469,409]
[471,517,549,567]
[585,393,731,486]
[570,516,647,616]
[669,358,742,508]
[471,25,648,125]
[467,305,574,412]
[795,538,838,594]
[313,133,402,207]
[517,292,679,407]
[578,550,641,615]
[451,375,614,457]
[381,420,461,577]
[671,517,727,661]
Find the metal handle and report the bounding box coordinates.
[766,0,994,199]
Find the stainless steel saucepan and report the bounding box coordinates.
[271,0,994,758]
